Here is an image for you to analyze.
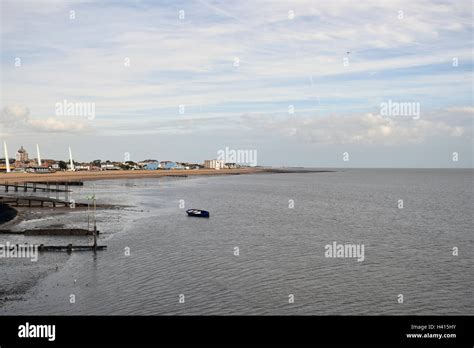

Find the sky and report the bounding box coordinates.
[0,0,473,167]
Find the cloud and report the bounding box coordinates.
[27,117,89,132]
[1,0,472,166]
[1,105,30,125]
[447,106,474,114]
[243,112,466,146]
[1,105,90,134]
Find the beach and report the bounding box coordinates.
[0,168,264,184]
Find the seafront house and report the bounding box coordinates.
[160,161,178,170]
[144,162,160,170]
[204,159,225,170]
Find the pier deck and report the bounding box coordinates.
[1,182,71,193]
[0,194,86,208]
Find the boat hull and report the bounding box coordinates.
[186,209,210,218]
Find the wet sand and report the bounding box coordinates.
[0,168,264,184]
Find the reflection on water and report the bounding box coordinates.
[1,169,473,315]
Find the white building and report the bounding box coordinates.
[101,163,120,170]
[204,159,225,170]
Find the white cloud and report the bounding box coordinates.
[1,0,472,166]
[1,105,90,134]
[1,105,30,125]
[447,106,474,114]
[27,117,89,133]
[243,112,466,146]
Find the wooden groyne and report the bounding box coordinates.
[34,181,83,186]
[38,244,107,252]
[1,182,72,193]
[0,195,87,208]
[0,228,99,236]
[1,243,106,252]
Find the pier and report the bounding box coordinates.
[38,244,107,252]
[0,194,86,208]
[0,228,99,236]
[1,182,71,193]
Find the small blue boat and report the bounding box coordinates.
[186,209,210,218]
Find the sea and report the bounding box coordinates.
[0,169,472,315]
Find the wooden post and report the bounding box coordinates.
[87,202,90,232]
[93,197,97,251]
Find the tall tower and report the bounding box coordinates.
[16,146,28,163]
[3,141,11,173]
[68,146,75,171]
[36,144,42,166]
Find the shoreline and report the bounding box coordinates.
[0,168,335,184]
[0,168,264,184]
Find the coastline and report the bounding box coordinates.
[0,168,336,184]
[0,168,264,184]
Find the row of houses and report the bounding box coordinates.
[0,146,243,172]
[1,160,242,172]
[140,161,200,170]
[203,160,239,170]
[142,160,240,170]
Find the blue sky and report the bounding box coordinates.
[1,0,473,167]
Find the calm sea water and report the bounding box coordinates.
[1,169,473,315]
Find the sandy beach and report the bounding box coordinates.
[0,168,265,184]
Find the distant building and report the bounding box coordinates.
[41,159,56,168]
[15,146,29,163]
[177,162,190,170]
[160,161,178,170]
[14,146,29,168]
[204,159,225,170]
[144,162,160,170]
[26,166,50,173]
[101,163,120,170]
[75,165,90,171]
[0,158,14,172]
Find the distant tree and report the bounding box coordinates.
[58,160,67,170]
[92,159,101,167]
[119,163,131,170]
